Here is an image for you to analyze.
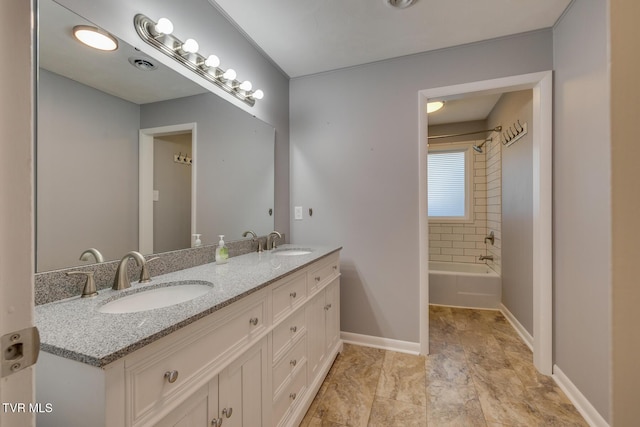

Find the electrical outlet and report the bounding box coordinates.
[294,206,303,220]
[153,190,159,201]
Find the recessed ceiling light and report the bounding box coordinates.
[427,101,444,114]
[73,25,118,51]
[385,0,417,9]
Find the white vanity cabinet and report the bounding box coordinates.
[36,250,341,427]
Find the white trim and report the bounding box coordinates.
[419,71,553,372]
[340,331,420,355]
[139,123,197,254]
[499,303,533,351]
[552,365,610,427]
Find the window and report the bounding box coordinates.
[428,146,473,221]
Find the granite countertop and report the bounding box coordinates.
[35,245,341,368]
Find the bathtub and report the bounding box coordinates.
[429,261,501,309]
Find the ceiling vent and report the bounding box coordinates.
[385,0,417,9]
[128,57,157,71]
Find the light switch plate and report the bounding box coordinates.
[153,190,159,202]
[294,206,303,220]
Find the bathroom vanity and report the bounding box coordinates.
[36,246,341,427]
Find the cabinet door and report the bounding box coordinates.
[218,338,268,427]
[324,279,340,354]
[155,377,219,427]
[306,291,327,380]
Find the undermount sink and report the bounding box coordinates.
[98,281,213,314]
[272,248,313,256]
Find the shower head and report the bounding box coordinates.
[473,137,492,153]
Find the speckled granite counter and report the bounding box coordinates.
[35,245,341,368]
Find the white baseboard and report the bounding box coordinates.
[499,303,533,351]
[552,364,609,427]
[340,331,420,355]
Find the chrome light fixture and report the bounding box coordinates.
[134,14,264,106]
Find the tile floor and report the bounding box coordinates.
[300,305,588,426]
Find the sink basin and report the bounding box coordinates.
[98,281,213,314]
[272,248,313,256]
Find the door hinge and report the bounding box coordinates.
[1,326,40,378]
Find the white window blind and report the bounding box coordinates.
[428,150,466,217]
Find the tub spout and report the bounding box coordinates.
[479,255,494,261]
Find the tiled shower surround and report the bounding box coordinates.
[429,133,502,274]
[34,235,276,305]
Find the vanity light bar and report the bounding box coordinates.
[134,14,263,106]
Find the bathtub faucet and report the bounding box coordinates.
[479,255,494,261]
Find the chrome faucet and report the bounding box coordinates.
[66,270,98,298]
[79,248,104,263]
[112,251,146,290]
[484,231,495,245]
[479,255,494,261]
[243,230,264,253]
[266,231,282,250]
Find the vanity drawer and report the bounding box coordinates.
[273,273,307,322]
[272,361,307,427]
[272,334,307,395]
[125,297,266,425]
[307,254,340,294]
[272,308,306,361]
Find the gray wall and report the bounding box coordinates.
[141,93,275,245]
[290,30,553,343]
[487,90,534,334]
[553,0,611,422]
[153,134,192,253]
[56,0,291,241]
[37,69,140,271]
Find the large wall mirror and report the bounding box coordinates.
[37,0,275,272]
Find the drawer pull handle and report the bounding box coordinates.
[164,370,179,383]
[211,418,223,426]
[333,265,338,270]
[290,291,297,298]
[222,407,233,418]
[290,392,297,400]
[324,303,332,311]
[249,317,259,326]
[290,359,297,367]
[290,325,297,333]
[315,276,321,282]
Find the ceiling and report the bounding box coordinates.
[209,0,571,78]
[39,0,208,104]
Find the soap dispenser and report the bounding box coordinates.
[192,234,202,247]
[215,235,229,264]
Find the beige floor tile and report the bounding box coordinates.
[426,383,486,426]
[301,307,587,427]
[376,351,427,407]
[367,396,427,427]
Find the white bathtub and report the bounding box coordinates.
[429,261,502,309]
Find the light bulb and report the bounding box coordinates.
[252,89,264,100]
[205,55,220,68]
[182,38,199,54]
[426,101,444,113]
[223,69,237,80]
[239,81,252,91]
[154,18,173,35]
[73,26,118,51]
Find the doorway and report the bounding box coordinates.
[139,123,197,255]
[418,71,553,374]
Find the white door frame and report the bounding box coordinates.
[419,71,553,375]
[0,0,36,422]
[139,123,197,255]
